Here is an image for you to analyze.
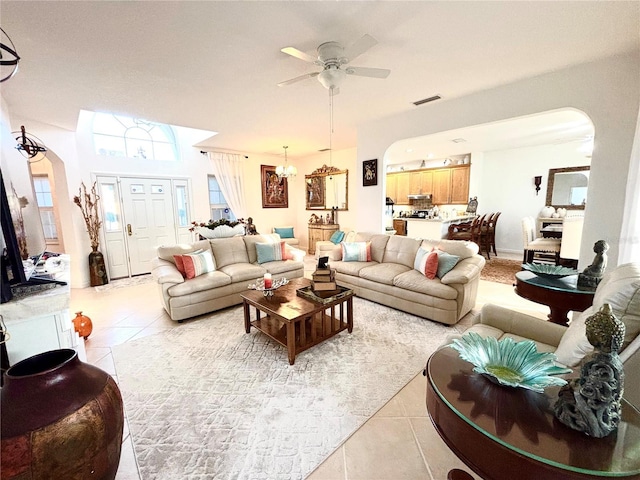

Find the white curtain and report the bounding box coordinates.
[207,152,248,220]
[619,107,640,264]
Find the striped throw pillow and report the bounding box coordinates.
[182,250,216,279]
[341,242,372,262]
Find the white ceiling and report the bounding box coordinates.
[1,1,638,159]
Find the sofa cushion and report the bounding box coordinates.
[182,250,216,279]
[167,271,232,296]
[262,260,304,275]
[329,230,345,244]
[342,242,371,262]
[218,263,266,283]
[383,235,421,268]
[360,263,411,286]
[210,237,250,268]
[421,238,479,259]
[157,240,211,264]
[393,270,458,300]
[332,260,372,277]
[554,307,595,367]
[273,227,294,239]
[355,233,389,263]
[256,241,286,263]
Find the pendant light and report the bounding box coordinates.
[276,145,297,179]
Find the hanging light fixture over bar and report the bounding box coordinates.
[0,27,20,83]
[13,126,47,163]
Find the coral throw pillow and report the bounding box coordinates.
[414,247,439,279]
[174,249,203,277]
[256,241,287,263]
[181,250,216,279]
[341,242,371,262]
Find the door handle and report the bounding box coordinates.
[127,224,132,236]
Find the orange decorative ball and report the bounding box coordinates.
[73,311,93,340]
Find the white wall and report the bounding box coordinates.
[358,53,640,267]
[478,142,591,255]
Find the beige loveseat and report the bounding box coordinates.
[329,233,486,325]
[456,263,640,407]
[151,234,304,321]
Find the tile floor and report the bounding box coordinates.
[70,254,550,480]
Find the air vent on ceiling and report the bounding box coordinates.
[318,148,331,152]
[451,138,467,143]
[413,95,441,106]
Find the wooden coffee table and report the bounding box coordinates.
[241,277,353,365]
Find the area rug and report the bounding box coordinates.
[111,298,456,479]
[480,257,522,285]
[94,274,154,292]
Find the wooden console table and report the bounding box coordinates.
[308,223,339,255]
[514,270,594,326]
[426,347,640,480]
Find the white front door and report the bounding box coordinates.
[120,177,176,276]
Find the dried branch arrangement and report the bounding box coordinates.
[73,181,102,250]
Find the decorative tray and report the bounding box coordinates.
[296,285,353,305]
[247,277,289,297]
[449,332,571,393]
[521,263,578,279]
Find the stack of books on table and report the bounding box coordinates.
[312,268,338,293]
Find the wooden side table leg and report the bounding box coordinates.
[347,297,353,333]
[243,300,251,333]
[548,306,570,326]
[447,469,474,480]
[286,322,296,365]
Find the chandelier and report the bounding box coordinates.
[0,27,20,83]
[13,126,47,163]
[276,145,297,179]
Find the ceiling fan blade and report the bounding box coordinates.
[345,66,390,79]
[281,46,319,64]
[343,34,378,62]
[277,71,319,87]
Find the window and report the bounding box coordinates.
[32,175,58,241]
[92,112,178,161]
[208,176,235,221]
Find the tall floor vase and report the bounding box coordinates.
[89,247,109,286]
[1,349,124,479]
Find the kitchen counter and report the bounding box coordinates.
[404,215,476,239]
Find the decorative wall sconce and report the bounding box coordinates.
[534,176,542,195]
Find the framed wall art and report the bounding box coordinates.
[261,165,288,208]
[363,159,378,187]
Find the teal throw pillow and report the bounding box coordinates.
[436,251,460,278]
[329,230,345,244]
[256,241,286,263]
[274,227,294,239]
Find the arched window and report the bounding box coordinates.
[92,112,178,161]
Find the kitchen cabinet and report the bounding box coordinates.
[386,164,469,205]
[308,224,340,254]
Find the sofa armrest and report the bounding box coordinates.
[473,304,567,347]
[439,256,485,285]
[151,258,185,285]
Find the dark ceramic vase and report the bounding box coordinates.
[1,349,124,479]
[89,248,109,286]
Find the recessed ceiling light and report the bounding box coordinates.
[427,153,434,159]
[406,148,413,153]
[451,138,466,143]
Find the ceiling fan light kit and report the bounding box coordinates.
[278,34,390,93]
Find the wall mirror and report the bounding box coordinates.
[306,165,348,211]
[546,166,590,209]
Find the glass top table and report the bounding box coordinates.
[514,270,595,326]
[426,347,640,479]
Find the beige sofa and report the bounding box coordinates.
[455,263,640,407]
[151,234,304,321]
[329,233,486,325]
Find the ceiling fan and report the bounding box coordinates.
[277,34,390,94]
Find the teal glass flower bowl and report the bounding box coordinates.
[449,332,572,393]
[521,263,578,278]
